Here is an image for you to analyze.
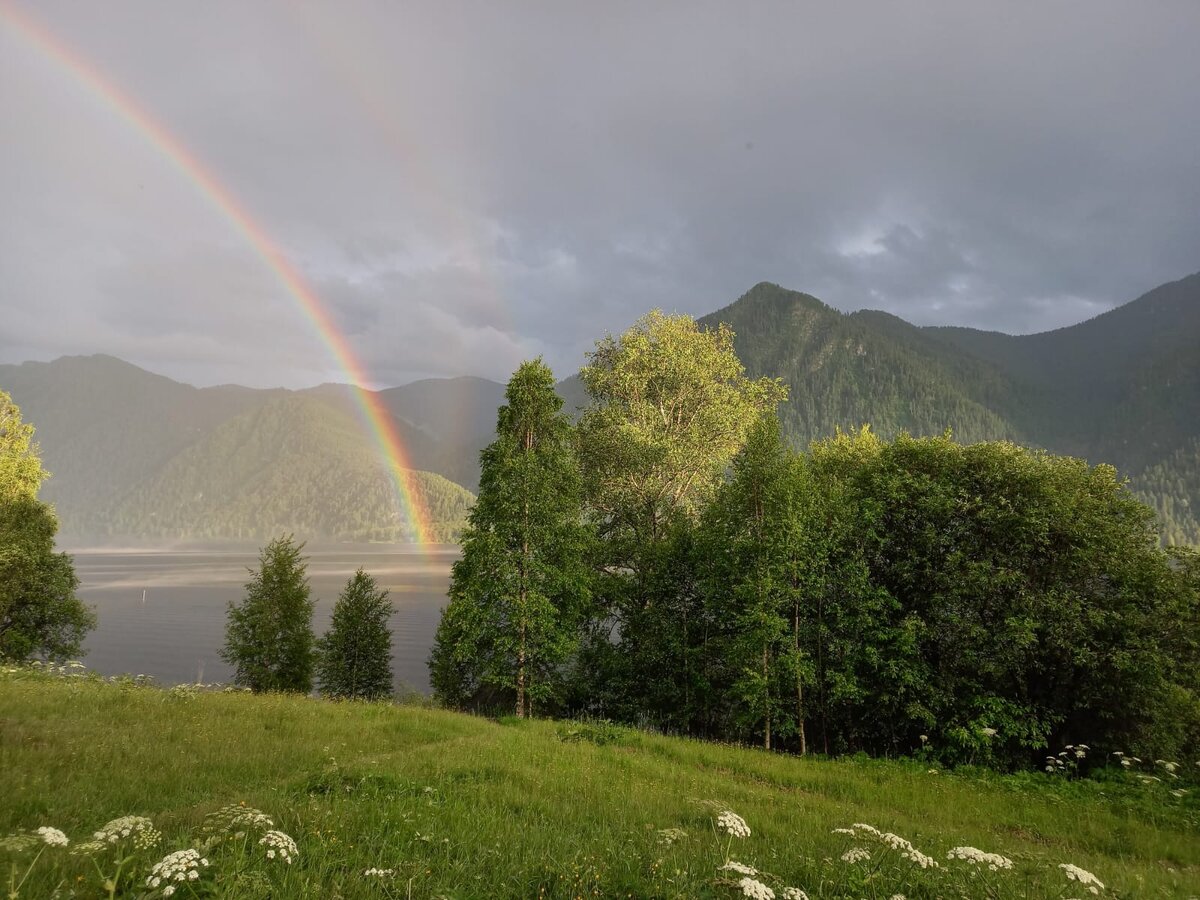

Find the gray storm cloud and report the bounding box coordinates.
[1,1,1197,387]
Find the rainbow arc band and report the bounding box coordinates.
[2,3,434,545]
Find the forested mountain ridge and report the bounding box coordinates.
[2,272,1196,545]
[703,274,1200,544]
[0,356,484,543]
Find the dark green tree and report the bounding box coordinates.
[316,568,393,700]
[221,535,315,693]
[0,390,94,661]
[429,359,591,717]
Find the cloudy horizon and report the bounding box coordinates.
[2,2,1198,390]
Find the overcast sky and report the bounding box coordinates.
[2,2,1198,389]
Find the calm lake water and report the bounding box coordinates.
[69,544,457,694]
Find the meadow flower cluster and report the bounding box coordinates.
[145,848,208,896]
[201,803,275,842]
[94,815,161,849]
[35,826,69,847]
[1060,862,1105,895]
[947,845,1014,870]
[717,810,752,838]
[259,829,298,863]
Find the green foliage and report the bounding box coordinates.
[221,536,315,693]
[0,391,94,662]
[802,429,1200,766]
[316,569,394,701]
[430,360,592,717]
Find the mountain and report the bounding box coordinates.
[4,273,1197,546]
[701,274,1200,545]
[0,356,487,543]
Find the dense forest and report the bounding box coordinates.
[432,312,1200,771]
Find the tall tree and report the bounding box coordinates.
[221,535,315,693]
[573,311,786,729]
[429,359,591,717]
[0,391,94,661]
[316,568,394,700]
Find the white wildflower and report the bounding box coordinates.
[981,727,998,737]
[717,810,751,838]
[738,876,774,899]
[850,823,880,836]
[202,804,274,839]
[721,861,758,876]
[259,830,298,864]
[0,833,39,853]
[94,815,160,849]
[1171,788,1189,798]
[365,867,396,877]
[841,847,871,864]
[69,839,108,857]
[905,848,939,869]
[146,849,208,892]
[948,846,1014,871]
[919,734,928,743]
[1074,749,1086,759]
[36,826,69,847]
[1059,863,1105,895]
[1157,760,1179,773]
[782,889,809,900]
[1120,758,1132,768]
[831,827,856,835]
[657,827,687,845]
[890,896,907,900]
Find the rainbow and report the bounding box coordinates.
[1,3,438,545]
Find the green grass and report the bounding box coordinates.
[1,669,1197,898]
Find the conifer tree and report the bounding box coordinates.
[221,535,315,693]
[316,569,393,700]
[429,359,591,717]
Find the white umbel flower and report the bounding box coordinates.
[782,889,809,900]
[259,830,298,864]
[841,847,871,864]
[721,861,758,875]
[36,826,69,847]
[948,846,1014,871]
[145,848,208,892]
[717,810,751,838]
[364,867,396,877]
[94,816,160,849]
[738,876,775,899]
[1059,863,1105,894]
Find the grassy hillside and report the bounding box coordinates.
[1,668,1197,898]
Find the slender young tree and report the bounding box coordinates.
[316,568,394,700]
[429,359,591,717]
[221,535,315,693]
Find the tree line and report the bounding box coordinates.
[430,312,1200,770]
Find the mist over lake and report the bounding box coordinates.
[70,544,456,694]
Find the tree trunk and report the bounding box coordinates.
[516,618,526,718]
[763,641,771,751]
[795,599,806,755]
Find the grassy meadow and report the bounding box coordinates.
[1,667,1198,899]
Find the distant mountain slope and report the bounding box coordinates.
[0,356,478,543]
[702,275,1200,545]
[108,395,473,543]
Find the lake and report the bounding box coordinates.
[69,544,457,694]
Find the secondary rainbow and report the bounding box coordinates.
[2,3,436,545]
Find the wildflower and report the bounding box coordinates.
[36,826,69,847]
[259,830,298,864]
[947,846,1014,871]
[0,833,39,853]
[890,896,906,900]
[721,861,759,876]
[981,727,997,737]
[841,847,871,864]
[1120,759,1132,768]
[1171,789,1189,798]
[94,816,161,849]
[738,876,775,899]
[69,840,109,856]
[919,735,928,743]
[365,867,396,877]
[849,823,880,836]
[657,827,687,845]
[831,827,856,835]
[1157,760,1179,773]
[782,890,809,900]
[1074,749,1086,759]
[201,804,275,840]
[1059,863,1105,895]
[146,849,208,892]
[717,811,751,838]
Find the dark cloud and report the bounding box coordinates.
[1,1,1197,388]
